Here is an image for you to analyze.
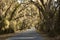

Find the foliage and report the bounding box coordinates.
[30,0,60,37]
[0,0,39,33]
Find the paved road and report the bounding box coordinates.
[6,27,44,40]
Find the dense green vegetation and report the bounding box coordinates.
[0,0,60,37]
[32,0,60,37]
[0,0,39,34]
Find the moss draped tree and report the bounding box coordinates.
[0,0,60,37]
[0,0,39,33]
[30,0,60,37]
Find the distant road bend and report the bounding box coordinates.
[6,27,44,40]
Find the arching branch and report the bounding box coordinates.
[12,3,31,20]
[9,4,21,21]
[4,2,13,18]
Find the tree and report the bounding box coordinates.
[0,0,39,33]
[30,0,60,37]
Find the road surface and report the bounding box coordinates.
[6,27,45,40]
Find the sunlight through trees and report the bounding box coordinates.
[0,0,60,38]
